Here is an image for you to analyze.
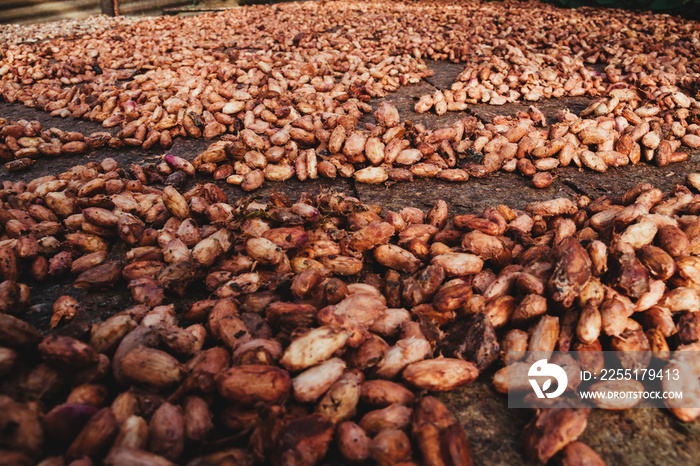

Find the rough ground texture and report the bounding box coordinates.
[2,58,700,465]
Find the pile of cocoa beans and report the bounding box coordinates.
[0,16,137,46]
[2,1,700,187]
[1,151,700,464]
[0,118,115,171]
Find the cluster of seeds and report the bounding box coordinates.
[1,1,700,189]
[2,1,700,464]
[0,16,139,46]
[0,151,700,463]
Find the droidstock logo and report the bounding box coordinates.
[528,359,568,399]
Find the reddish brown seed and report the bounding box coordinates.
[337,422,371,462]
[66,407,118,461]
[547,237,591,308]
[522,408,591,462]
[359,403,412,435]
[275,414,334,465]
[369,429,412,466]
[217,364,291,404]
[120,346,184,390]
[402,358,478,391]
[532,171,554,188]
[559,442,607,466]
